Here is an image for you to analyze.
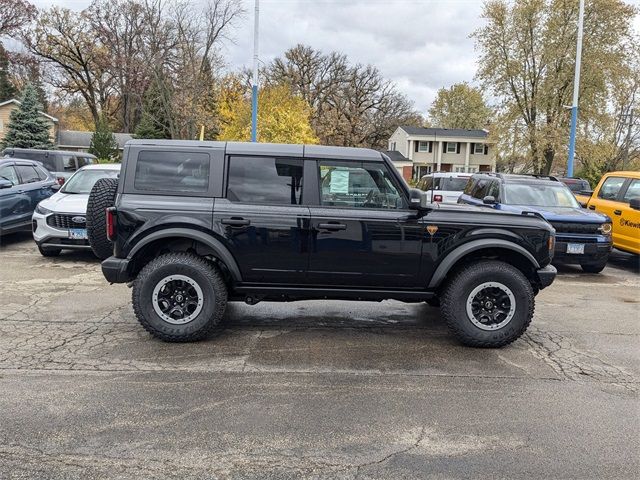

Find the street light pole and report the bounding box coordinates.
[567,0,585,177]
[250,0,259,142]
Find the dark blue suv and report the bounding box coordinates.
[459,173,612,273]
[0,158,57,235]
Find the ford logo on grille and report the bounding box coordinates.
[72,216,86,224]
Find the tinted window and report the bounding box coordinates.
[417,176,433,191]
[319,161,406,209]
[463,178,476,195]
[15,165,41,184]
[62,155,76,171]
[134,150,210,193]
[598,177,625,200]
[76,156,95,168]
[622,179,640,203]
[227,156,303,204]
[487,181,500,199]
[0,165,19,185]
[563,179,590,193]
[471,178,490,199]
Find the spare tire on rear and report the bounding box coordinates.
[87,177,118,260]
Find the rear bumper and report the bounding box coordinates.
[536,264,557,289]
[102,256,132,283]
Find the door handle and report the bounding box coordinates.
[588,205,595,210]
[318,222,347,231]
[221,217,250,227]
[613,210,622,215]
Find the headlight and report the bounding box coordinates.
[599,223,612,234]
[35,204,52,215]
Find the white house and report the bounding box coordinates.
[387,126,496,181]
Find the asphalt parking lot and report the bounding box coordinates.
[0,232,638,479]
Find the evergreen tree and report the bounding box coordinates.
[88,116,118,161]
[134,74,172,139]
[0,43,17,102]
[1,83,54,149]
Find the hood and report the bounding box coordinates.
[431,202,554,231]
[39,192,89,214]
[500,204,609,223]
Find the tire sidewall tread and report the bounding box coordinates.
[440,260,535,348]
[86,177,118,260]
[132,252,227,342]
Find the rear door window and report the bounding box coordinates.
[134,150,210,193]
[15,165,41,184]
[62,155,76,171]
[76,156,95,168]
[227,156,303,205]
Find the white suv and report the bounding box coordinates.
[32,164,120,256]
[416,172,472,204]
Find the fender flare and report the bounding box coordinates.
[128,228,242,282]
[427,239,540,289]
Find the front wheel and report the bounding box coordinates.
[440,260,534,348]
[580,258,608,274]
[132,252,228,342]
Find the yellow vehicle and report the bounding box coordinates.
[586,171,640,255]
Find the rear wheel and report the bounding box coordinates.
[440,260,534,348]
[132,252,227,342]
[86,177,118,260]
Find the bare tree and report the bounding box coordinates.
[0,0,36,37]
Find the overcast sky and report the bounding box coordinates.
[26,0,640,114]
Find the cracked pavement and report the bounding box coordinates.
[0,232,639,479]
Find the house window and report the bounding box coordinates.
[446,142,457,153]
[467,166,478,173]
[474,143,485,154]
[390,141,396,151]
[418,141,429,152]
[454,166,466,173]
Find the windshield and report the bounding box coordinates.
[62,169,119,194]
[503,183,580,208]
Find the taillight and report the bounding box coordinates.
[433,194,443,202]
[106,207,116,241]
[57,177,65,185]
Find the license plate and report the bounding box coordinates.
[566,243,585,255]
[68,228,87,240]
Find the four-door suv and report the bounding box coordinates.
[586,171,640,255]
[3,148,97,185]
[87,140,557,347]
[0,158,57,235]
[459,174,612,273]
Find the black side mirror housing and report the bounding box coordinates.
[483,195,497,205]
[51,183,61,191]
[408,188,429,211]
[0,179,12,189]
[630,197,640,211]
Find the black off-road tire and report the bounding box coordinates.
[132,252,228,342]
[440,260,534,348]
[580,258,608,274]
[86,177,118,260]
[37,244,61,257]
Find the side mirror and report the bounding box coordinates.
[483,195,497,205]
[630,198,640,211]
[51,183,61,191]
[408,188,429,210]
[0,179,13,189]
[578,190,593,196]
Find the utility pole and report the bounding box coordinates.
[567,0,585,178]
[250,0,259,142]
[622,109,634,171]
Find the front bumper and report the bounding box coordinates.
[553,234,612,265]
[536,264,557,289]
[32,212,91,251]
[102,256,132,283]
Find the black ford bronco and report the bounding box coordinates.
[87,140,556,347]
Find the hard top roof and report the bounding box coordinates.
[472,172,561,185]
[78,163,121,171]
[125,140,384,161]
